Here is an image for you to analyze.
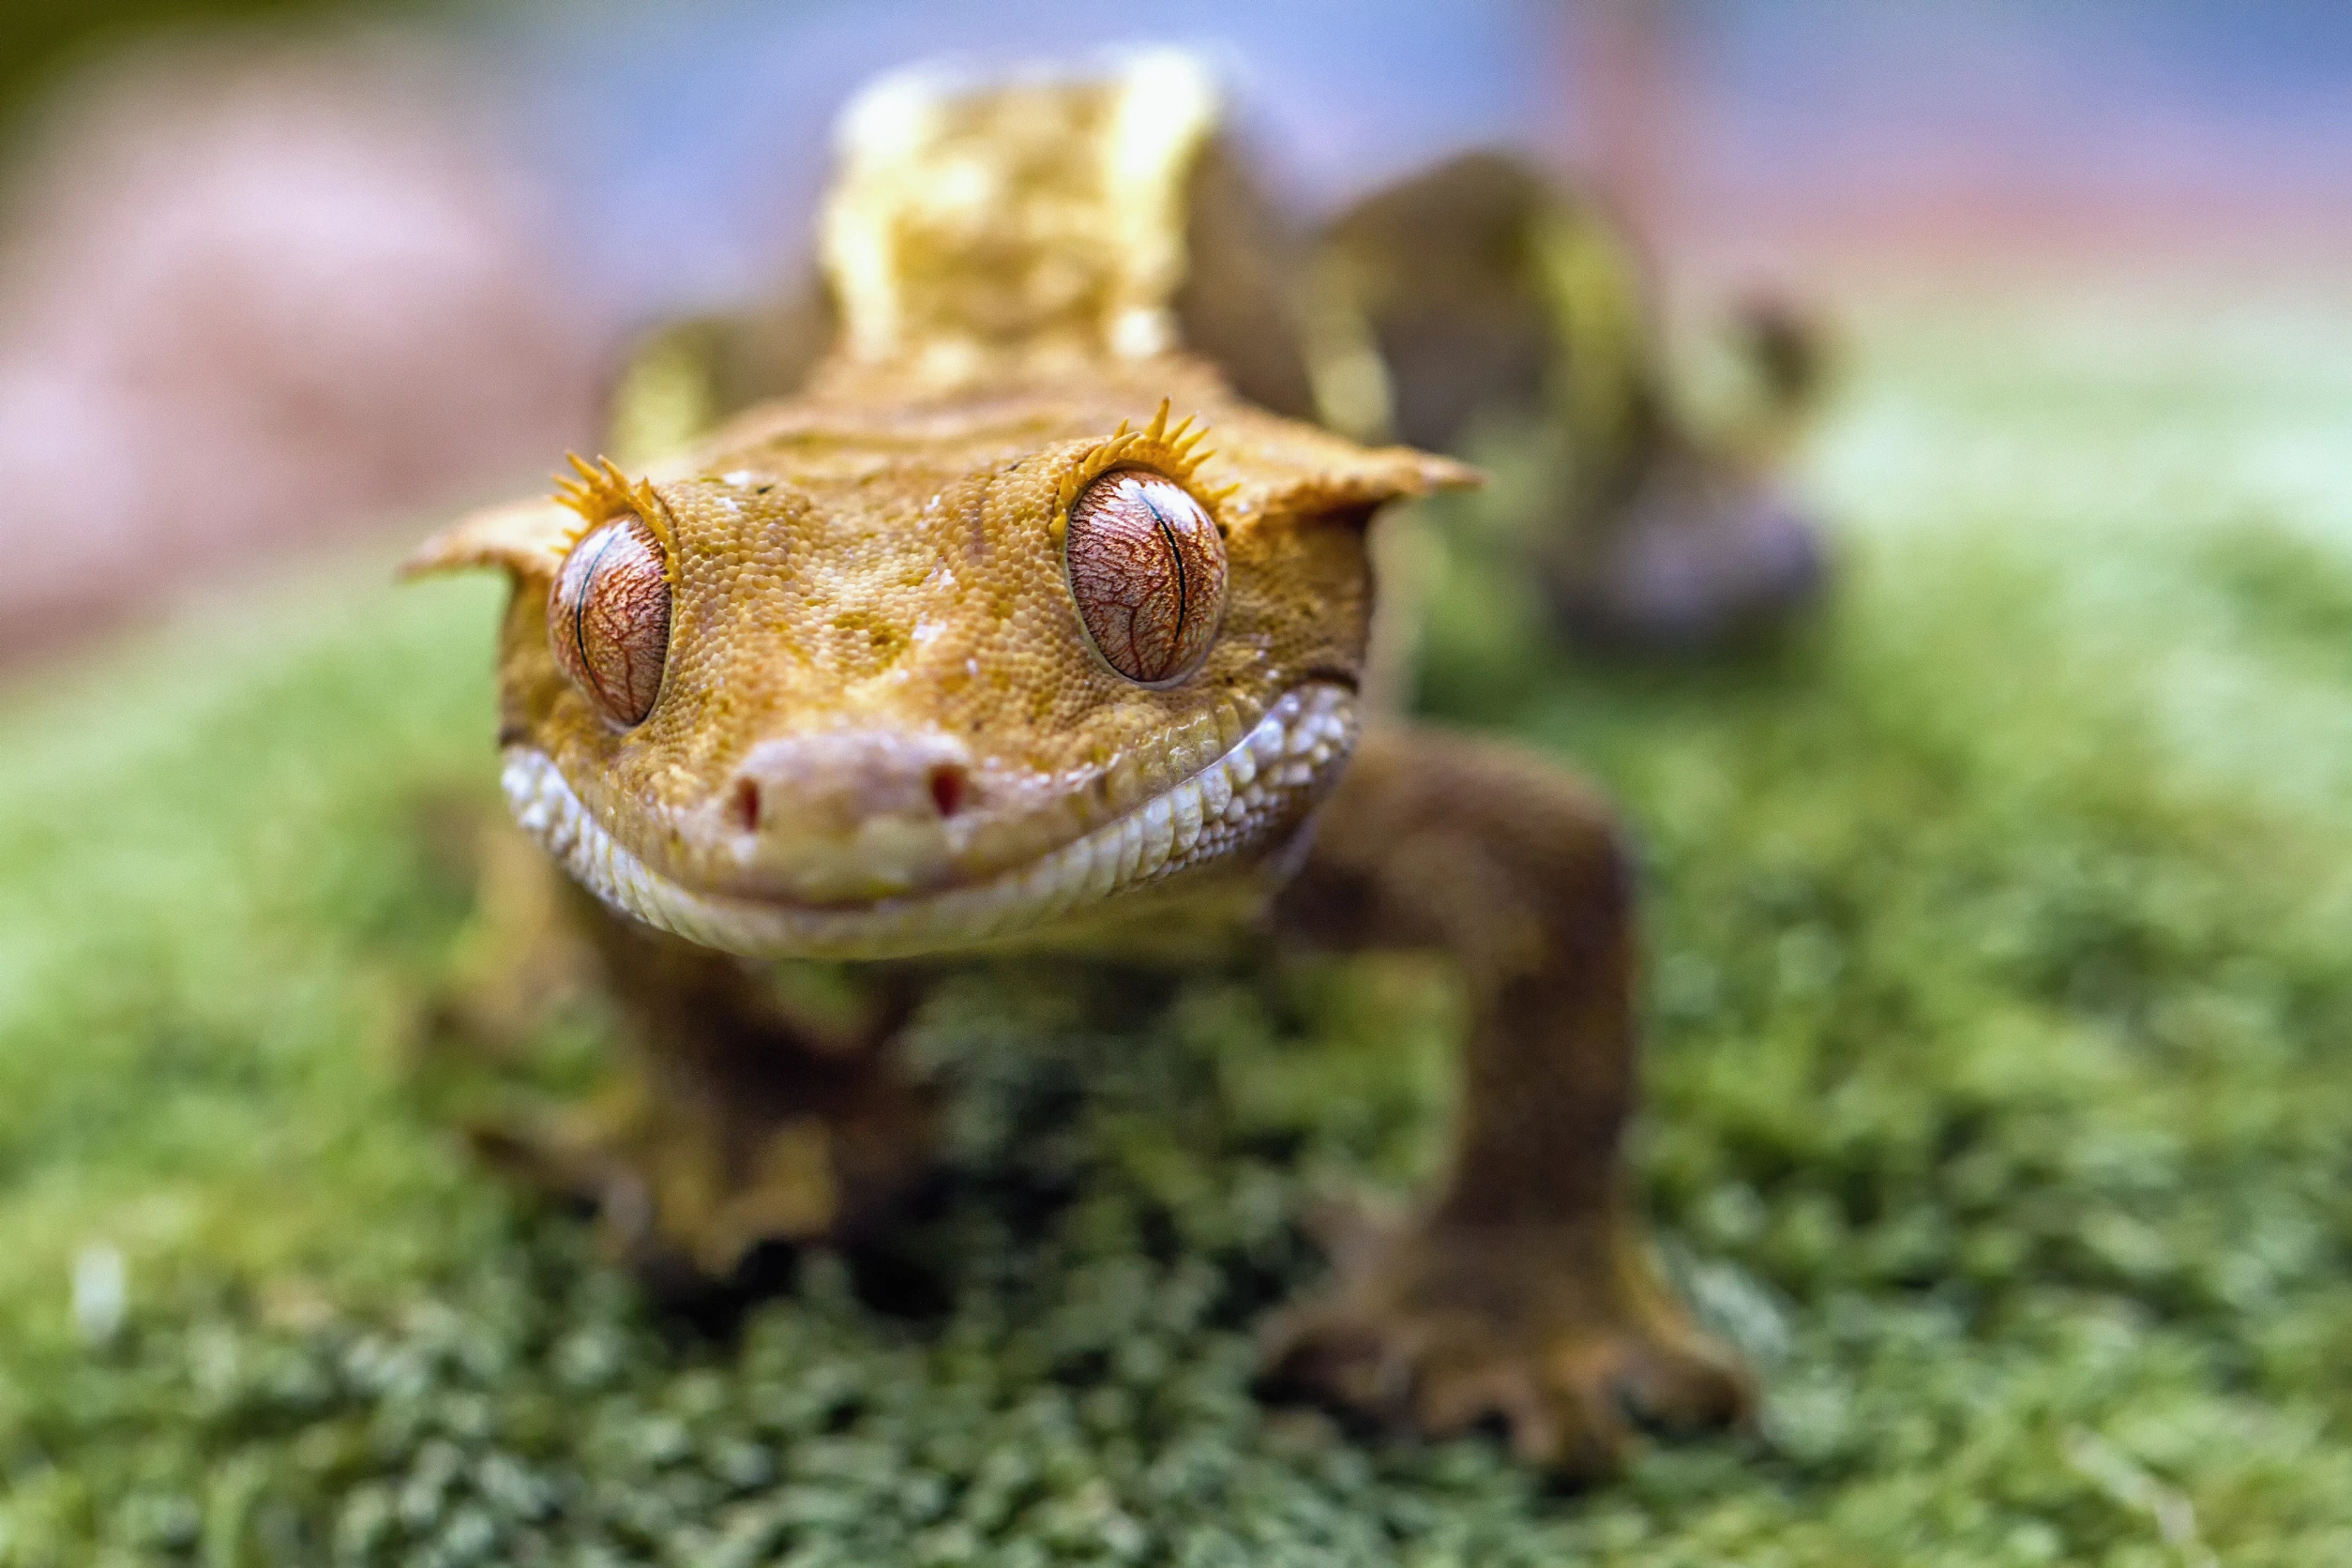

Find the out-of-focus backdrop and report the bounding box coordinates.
[0,0,2345,662]
[9,7,2352,1564]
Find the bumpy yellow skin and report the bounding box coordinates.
[418,362,1458,958]
[410,53,1751,1475]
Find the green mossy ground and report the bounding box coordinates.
[7,294,2352,1564]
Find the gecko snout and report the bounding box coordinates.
[716,730,975,903]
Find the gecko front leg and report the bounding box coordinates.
[1262,724,1750,1473]
[445,858,940,1292]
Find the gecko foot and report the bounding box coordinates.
[466,1051,935,1289]
[1259,1204,1752,1475]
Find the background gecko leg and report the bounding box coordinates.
[1319,152,1828,651]
[1262,723,1751,1472]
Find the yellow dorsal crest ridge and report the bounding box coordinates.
[820,51,1222,384]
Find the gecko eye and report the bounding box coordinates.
[1063,471,1227,686]
[549,514,671,726]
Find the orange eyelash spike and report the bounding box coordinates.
[550,453,680,570]
[1050,401,1226,539]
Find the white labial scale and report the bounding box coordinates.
[668,900,720,949]
[1138,795,1177,879]
[1021,852,1078,919]
[1075,829,1122,903]
[1110,812,1147,885]
[1196,760,1233,823]
[1168,778,1206,858]
[1247,716,1287,773]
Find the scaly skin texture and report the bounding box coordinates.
[411,53,1749,1473]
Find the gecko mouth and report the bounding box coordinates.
[502,683,1358,960]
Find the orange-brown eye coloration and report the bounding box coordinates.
[1064,470,1226,686]
[550,515,671,726]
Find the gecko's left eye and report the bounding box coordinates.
[550,514,671,727]
[1064,471,1227,686]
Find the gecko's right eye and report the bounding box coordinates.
[549,514,671,727]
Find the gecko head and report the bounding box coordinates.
[406,360,1474,958]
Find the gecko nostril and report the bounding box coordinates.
[731,776,762,835]
[926,762,968,819]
